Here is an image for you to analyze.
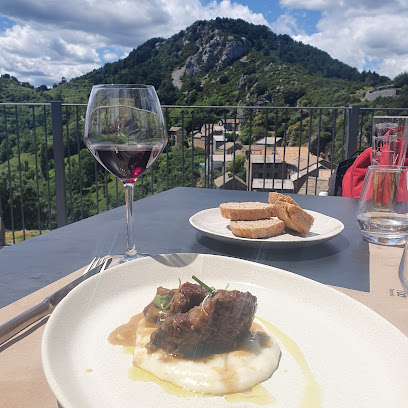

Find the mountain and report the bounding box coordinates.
[69,18,392,107]
[2,18,407,108]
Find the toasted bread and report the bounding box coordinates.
[268,192,299,207]
[230,219,285,239]
[274,201,314,235]
[220,202,276,220]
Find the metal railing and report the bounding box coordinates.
[1,102,408,244]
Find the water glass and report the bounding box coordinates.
[372,116,408,166]
[398,242,408,294]
[356,165,408,245]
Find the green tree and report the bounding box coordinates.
[227,154,246,181]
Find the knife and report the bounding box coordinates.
[0,261,107,346]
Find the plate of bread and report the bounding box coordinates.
[189,192,344,247]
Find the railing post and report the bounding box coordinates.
[51,101,67,228]
[346,105,360,159]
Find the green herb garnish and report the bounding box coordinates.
[154,294,172,310]
[192,275,216,296]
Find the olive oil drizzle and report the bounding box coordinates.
[108,314,322,406]
[256,316,322,408]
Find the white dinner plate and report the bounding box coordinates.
[189,208,344,247]
[42,253,408,408]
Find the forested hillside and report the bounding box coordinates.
[1,18,408,235]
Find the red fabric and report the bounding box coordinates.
[342,147,408,198]
[342,148,372,198]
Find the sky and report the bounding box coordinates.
[0,0,407,88]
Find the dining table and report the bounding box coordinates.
[0,186,407,407]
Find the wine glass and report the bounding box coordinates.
[83,84,167,262]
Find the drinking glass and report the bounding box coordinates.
[372,116,408,166]
[356,165,408,246]
[84,84,167,262]
[398,241,408,294]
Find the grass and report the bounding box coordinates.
[4,229,50,245]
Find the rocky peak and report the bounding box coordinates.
[184,29,251,76]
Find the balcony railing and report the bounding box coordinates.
[1,102,408,245]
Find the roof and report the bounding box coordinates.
[255,137,282,145]
[211,154,234,162]
[252,178,294,190]
[213,135,225,142]
[275,146,321,171]
[169,126,182,132]
[214,172,246,188]
[216,141,240,151]
[250,153,282,164]
[221,118,240,124]
[290,163,321,181]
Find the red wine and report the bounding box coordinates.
[91,144,164,183]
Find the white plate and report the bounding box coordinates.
[189,208,344,247]
[42,254,408,408]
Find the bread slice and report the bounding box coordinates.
[274,201,314,235]
[220,202,276,220]
[230,219,285,239]
[268,192,299,207]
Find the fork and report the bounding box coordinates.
[0,256,111,346]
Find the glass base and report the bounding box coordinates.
[361,233,408,246]
[118,252,150,263]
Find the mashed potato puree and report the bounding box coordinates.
[133,317,281,395]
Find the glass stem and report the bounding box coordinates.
[124,182,136,258]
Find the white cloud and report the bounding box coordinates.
[270,13,302,37]
[1,0,408,87]
[280,0,408,78]
[0,23,101,86]
[0,0,270,86]
[280,0,331,10]
[103,51,119,63]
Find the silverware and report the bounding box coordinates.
[0,257,111,346]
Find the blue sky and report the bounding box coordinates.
[0,0,407,87]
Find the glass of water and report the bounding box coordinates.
[356,165,408,245]
[399,242,408,294]
[372,116,408,166]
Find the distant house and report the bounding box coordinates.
[215,141,242,154]
[247,150,283,179]
[213,125,224,135]
[214,171,247,190]
[208,154,234,172]
[247,146,326,193]
[191,132,206,150]
[275,146,324,186]
[168,126,185,144]
[364,86,398,101]
[218,118,240,132]
[213,135,225,149]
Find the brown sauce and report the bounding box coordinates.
[107,313,145,347]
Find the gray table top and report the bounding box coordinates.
[0,187,367,308]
